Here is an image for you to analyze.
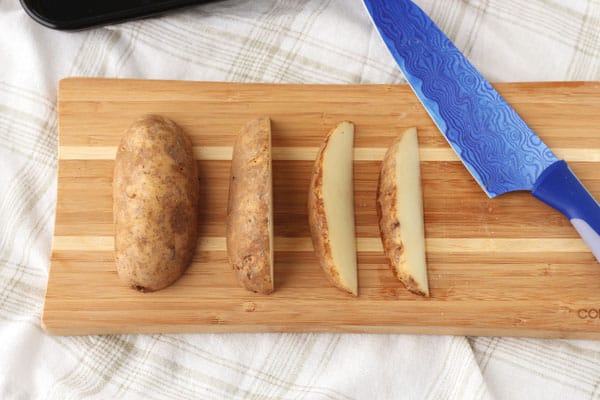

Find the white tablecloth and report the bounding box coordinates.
[2,0,600,398]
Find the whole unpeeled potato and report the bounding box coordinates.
[113,115,199,292]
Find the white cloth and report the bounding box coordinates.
[2,0,600,398]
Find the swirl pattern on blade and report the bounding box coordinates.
[364,0,558,197]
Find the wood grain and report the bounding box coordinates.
[44,78,600,337]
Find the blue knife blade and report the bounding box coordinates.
[364,0,600,262]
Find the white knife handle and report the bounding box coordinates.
[571,219,600,262]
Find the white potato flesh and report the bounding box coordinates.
[321,122,358,295]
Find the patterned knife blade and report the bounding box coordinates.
[364,0,600,262]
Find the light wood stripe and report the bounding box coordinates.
[429,238,588,253]
[194,146,231,160]
[52,235,589,253]
[58,146,600,162]
[60,146,117,160]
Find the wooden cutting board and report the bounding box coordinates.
[44,78,600,338]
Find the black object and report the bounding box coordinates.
[20,0,218,30]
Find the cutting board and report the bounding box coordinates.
[44,78,600,338]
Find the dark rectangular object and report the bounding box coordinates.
[20,0,218,30]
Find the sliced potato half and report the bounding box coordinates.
[377,127,429,296]
[226,116,274,294]
[308,121,358,296]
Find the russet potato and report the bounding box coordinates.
[113,115,199,292]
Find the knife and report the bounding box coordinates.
[363,0,600,262]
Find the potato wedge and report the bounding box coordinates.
[308,121,358,296]
[377,127,429,296]
[226,116,274,294]
[113,115,199,292]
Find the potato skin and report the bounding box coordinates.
[113,115,199,292]
[307,130,340,291]
[226,116,274,294]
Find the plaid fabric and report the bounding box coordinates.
[1,0,600,398]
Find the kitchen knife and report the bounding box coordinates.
[363,0,600,262]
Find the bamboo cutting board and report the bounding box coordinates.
[44,78,600,338]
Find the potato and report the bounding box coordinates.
[308,121,358,296]
[113,115,199,292]
[226,116,274,294]
[377,127,429,296]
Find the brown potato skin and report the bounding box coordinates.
[226,116,274,294]
[113,115,199,292]
[307,129,344,292]
[376,133,426,296]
